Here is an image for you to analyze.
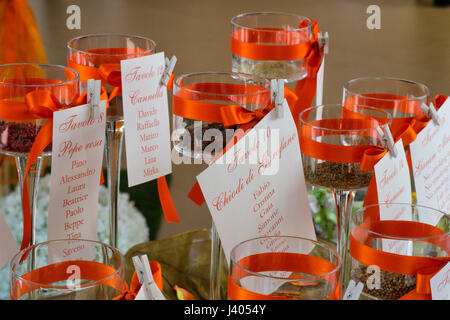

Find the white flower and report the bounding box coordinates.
[0,174,149,300]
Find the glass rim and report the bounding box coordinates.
[10,238,125,290]
[343,77,430,103]
[174,71,271,97]
[299,103,393,132]
[230,235,341,281]
[67,33,157,57]
[0,63,80,88]
[231,11,312,33]
[352,203,450,241]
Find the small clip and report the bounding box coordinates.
[87,79,101,120]
[132,254,166,300]
[421,102,440,125]
[161,55,177,87]
[376,125,398,158]
[343,280,364,300]
[132,255,145,284]
[318,32,329,55]
[270,79,285,118]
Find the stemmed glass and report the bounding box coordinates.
[0,63,79,250]
[228,236,341,300]
[172,72,271,299]
[67,34,156,248]
[298,104,392,293]
[10,239,125,300]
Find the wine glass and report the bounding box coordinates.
[345,203,449,300]
[67,34,156,249]
[0,63,79,251]
[172,72,271,299]
[10,239,125,300]
[298,104,392,295]
[228,236,341,300]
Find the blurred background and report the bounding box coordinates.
[0,0,449,242]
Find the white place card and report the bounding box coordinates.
[374,139,412,255]
[430,262,450,300]
[197,101,316,264]
[410,98,450,226]
[0,212,18,269]
[121,52,172,187]
[375,139,412,220]
[48,102,106,260]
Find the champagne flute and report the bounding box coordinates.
[67,34,156,248]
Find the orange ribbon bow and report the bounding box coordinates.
[172,82,279,205]
[0,88,96,251]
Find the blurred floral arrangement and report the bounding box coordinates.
[308,188,366,242]
[0,174,149,300]
[308,188,337,241]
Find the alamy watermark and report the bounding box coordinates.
[366,5,381,30]
[66,5,81,30]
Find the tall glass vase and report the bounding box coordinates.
[298,104,392,296]
[0,63,79,251]
[67,34,156,248]
[172,72,271,299]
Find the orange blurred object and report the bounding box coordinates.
[0,0,47,64]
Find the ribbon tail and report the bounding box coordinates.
[292,67,320,125]
[284,85,299,113]
[21,119,53,251]
[188,181,205,206]
[157,176,180,223]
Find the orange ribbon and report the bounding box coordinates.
[0,87,96,251]
[230,19,324,124]
[10,259,163,300]
[228,252,340,300]
[349,219,450,300]
[68,49,180,224]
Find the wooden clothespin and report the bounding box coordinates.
[421,102,440,125]
[87,79,101,120]
[132,255,166,300]
[376,125,398,158]
[161,56,177,87]
[270,79,285,118]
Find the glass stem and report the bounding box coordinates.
[333,189,355,298]
[210,222,224,300]
[105,120,124,249]
[16,155,43,248]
